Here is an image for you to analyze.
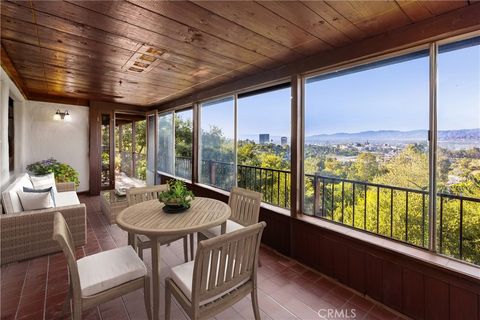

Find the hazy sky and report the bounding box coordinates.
[199,41,479,139]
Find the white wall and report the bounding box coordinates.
[0,67,26,190]
[24,101,90,192]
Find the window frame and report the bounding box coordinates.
[156,106,195,183]
[300,34,480,259]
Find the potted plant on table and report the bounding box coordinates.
[158,179,195,213]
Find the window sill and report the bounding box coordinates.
[193,182,230,197]
[297,214,480,281]
[156,171,192,184]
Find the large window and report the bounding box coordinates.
[157,112,174,175]
[237,85,291,207]
[304,51,430,247]
[199,97,235,190]
[437,37,480,264]
[175,109,193,180]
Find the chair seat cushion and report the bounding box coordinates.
[200,220,244,239]
[77,246,147,297]
[171,258,248,305]
[55,191,80,207]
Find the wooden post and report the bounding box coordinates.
[290,75,302,217]
[193,103,199,183]
[132,120,137,178]
[109,112,115,190]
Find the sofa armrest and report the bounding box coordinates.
[0,204,87,264]
[56,182,76,192]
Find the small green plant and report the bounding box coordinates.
[26,158,80,187]
[158,179,194,207]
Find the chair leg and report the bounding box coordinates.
[72,304,82,320]
[62,286,72,315]
[144,276,152,320]
[251,289,261,320]
[138,245,144,261]
[165,280,171,320]
[189,233,194,261]
[182,235,189,263]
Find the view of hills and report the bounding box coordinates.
[305,128,480,143]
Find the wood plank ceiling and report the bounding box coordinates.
[0,0,470,106]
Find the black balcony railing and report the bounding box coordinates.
[173,157,480,264]
[304,174,480,264]
[175,156,192,179]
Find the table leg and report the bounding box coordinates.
[150,236,161,320]
[221,221,227,234]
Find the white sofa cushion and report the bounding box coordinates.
[77,246,147,297]
[30,173,58,194]
[201,220,244,239]
[171,257,248,305]
[55,191,80,207]
[1,174,34,214]
[16,190,54,211]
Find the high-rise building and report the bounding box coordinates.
[281,136,288,146]
[259,134,270,144]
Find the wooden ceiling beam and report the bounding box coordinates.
[154,2,480,109]
[0,45,28,99]
[28,92,89,107]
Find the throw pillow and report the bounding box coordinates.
[23,187,56,207]
[16,190,53,211]
[30,173,58,194]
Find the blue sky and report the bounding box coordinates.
[200,43,479,139]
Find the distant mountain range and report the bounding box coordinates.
[305,129,480,143]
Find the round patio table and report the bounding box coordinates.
[116,197,231,320]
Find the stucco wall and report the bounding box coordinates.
[24,101,90,192]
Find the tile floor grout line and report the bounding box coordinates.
[120,296,132,320]
[42,255,50,320]
[13,259,30,319]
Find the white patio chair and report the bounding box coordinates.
[52,212,151,320]
[165,221,266,320]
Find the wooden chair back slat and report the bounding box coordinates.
[126,185,169,207]
[192,222,266,305]
[225,242,236,283]
[228,187,261,227]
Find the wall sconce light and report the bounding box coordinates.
[53,109,71,121]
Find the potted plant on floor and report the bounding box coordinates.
[158,179,194,213]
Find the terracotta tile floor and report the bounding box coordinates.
[1,195,408,320]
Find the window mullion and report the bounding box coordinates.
[428,42,438,252]
[234,94,238,188]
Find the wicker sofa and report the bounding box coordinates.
[1,174,87,265]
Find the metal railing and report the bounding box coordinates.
[118,151,146,180]
[175,156,192,179]
[173,157,480,264]
[305,174,480,264]
[237,164,291,208]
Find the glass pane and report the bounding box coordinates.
[437,37,480,264]
[237,85,291,208]
[101,114,110,187]
[134,120,146,181]
[304,51,430,248]
[146,115,156,185]
[157,112,174,175]
[199,97,235,190]
[175,109,193,180]
[118,123,133,177]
